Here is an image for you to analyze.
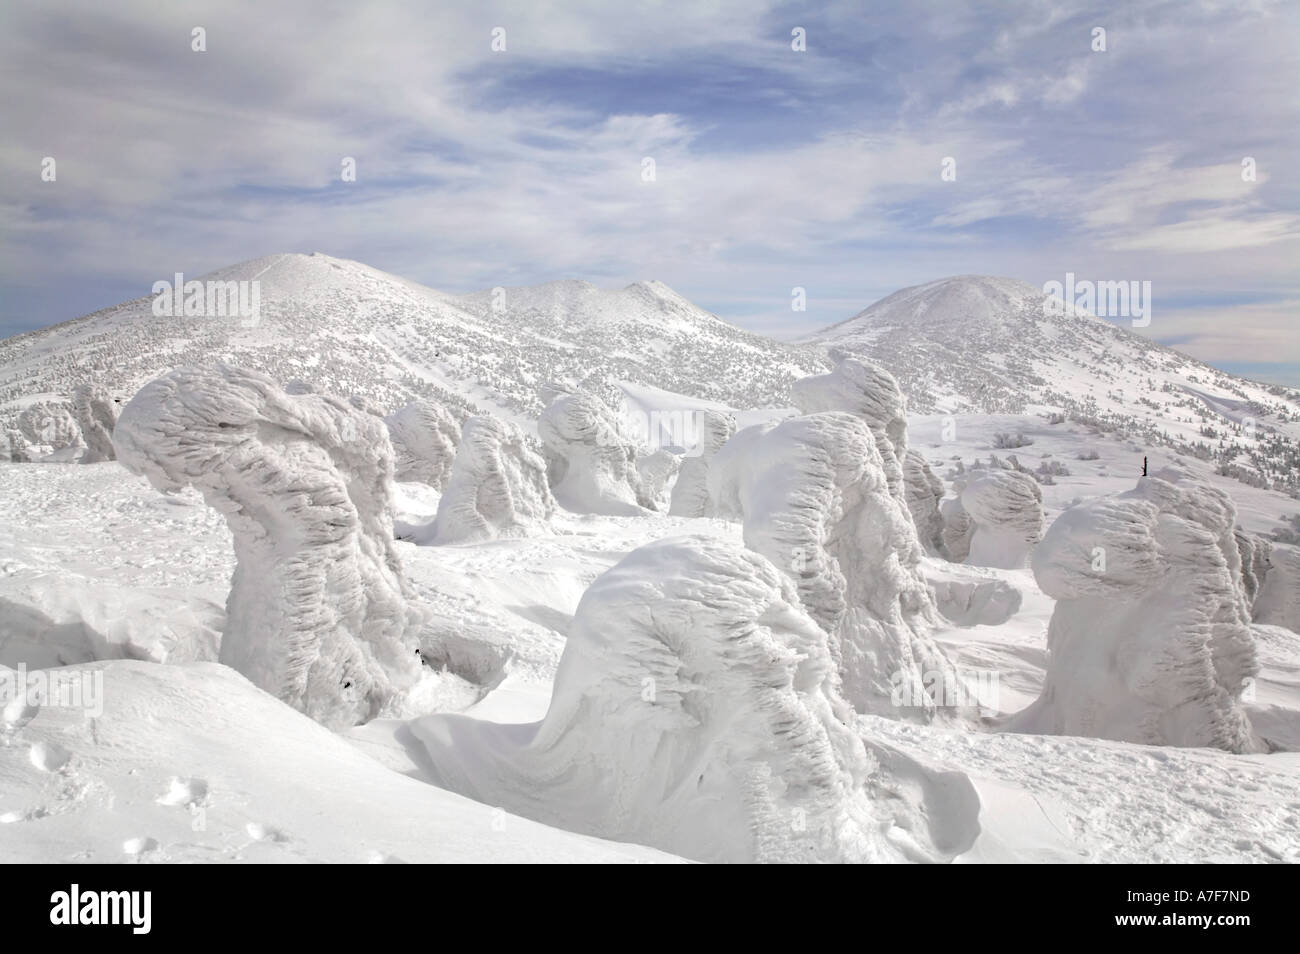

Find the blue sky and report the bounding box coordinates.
[2,0,1298,383]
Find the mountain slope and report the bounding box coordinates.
[803,276,1300,495]
[0,253,826,430]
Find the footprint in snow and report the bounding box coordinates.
[367,851,408,864]
[2,696,39,735]
[156,776,208,808]
[28,741,71,773]
[123,836,160,856]
[245,822,289,843]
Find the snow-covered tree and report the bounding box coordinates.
[17,401,82,454]
[708,412,961,721]
[538,390,650,515]
[113,364,425,729]
[792,356,910,503]
[960,469,1044,568]
[72,383,119,463]
[668,409,736,517]
[384,399,459,490]
[904,449,946,556]
[1010,470,1263,752]
[422,415,555,544]
[410,536,972,863]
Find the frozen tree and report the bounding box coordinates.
[792,356,909,503]
[940,495,973,563]
[668,409,737,517]
[635,448,679,511]
[1009,470,1263,752]
[1238,533,1300,633]
[384,399,459,490]
[538,391,650,516]
[411,536,975,863]
[960,469,1044,568]
[17,402,82,453]
[2,429,31,463]
[421,415,555,545]
[708,412,962,721]
[903,449,946,556]
[72,383,119,463]
[113,364,425,730]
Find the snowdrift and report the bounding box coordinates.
[708,412,961,721]
[113,364,425,730]
[1010,470,1263,752]
[411,536,979,863]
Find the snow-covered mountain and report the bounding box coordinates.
[803,276,1300,496]
[0,253,826,429]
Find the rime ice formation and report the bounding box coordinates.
[960,469,1043,568]
[668,409,737,517]
[708,412,960,720]
[72,384,119,463]
[17,402,82,453]
[1009,471,1263,752]
[113,364,424,729]
[538,391,651,516]
[411,536,978,863]
[904,449,946,555]
[384,400,460,490]
[792,357,909,502]
[2,429,31,463]
[421,415,555,545]
[940,492,974,563]
[1240,535,1300,633]
[635,449,679,512]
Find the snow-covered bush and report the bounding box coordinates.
[113,364,425,729]
[422,415,555,544]
[992,431,1033,449]
[708,412,960,720]
[411,536,975,863]
[384,399,459,490]
[960,469,1044,568]
[72,383,119,463]
[538,390,651,515]
[667,409,736,517]
[1010,470,1263,752]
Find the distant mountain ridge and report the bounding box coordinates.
[802,274,1300,494]
[0,253,827,429]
